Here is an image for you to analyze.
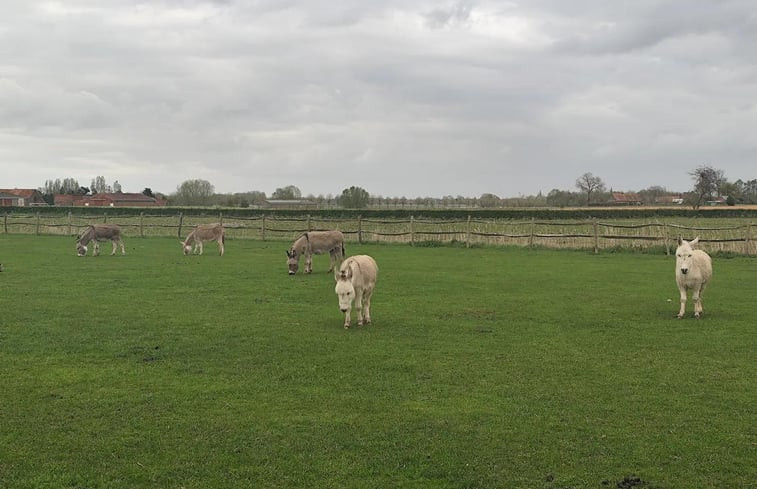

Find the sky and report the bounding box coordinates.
[1,1,756,199]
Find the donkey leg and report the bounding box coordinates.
[305,254,313,274]
[363,289,373,325]
[110,240,117,255]
[355,289,365,326]
[93,241,100,257]
[327,250,335,272]
[693,285,704,318]
[218,238,224,256]
[677,286,687,319]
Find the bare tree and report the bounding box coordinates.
[688,165,725,209]
[575,173,606,205]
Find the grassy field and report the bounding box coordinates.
[0,235,755,489]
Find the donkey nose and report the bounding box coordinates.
[681,268,688,275]
[288,271,295,275]
[340,308,348,313]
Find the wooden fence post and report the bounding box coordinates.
[358,215,363,244]
[528,217,535,248]
[746,223,752,255]
[307,215,312,231]
[593,219,599,253]
[410,216,415,246]
[261,215,266,241]
[67,212,72,236]
[466,215,471,248]
[103,212,107,223]
[3,213,7,233]
[139,212,145,238]
[36,212,41,235]
[663,222,670,255]
[219,212,223,225]
[178,213,184,238]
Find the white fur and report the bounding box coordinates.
[675,237,713,318]
[335,255,378,329]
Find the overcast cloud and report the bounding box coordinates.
[1,1,756,198]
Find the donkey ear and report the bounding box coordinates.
[690,236,700,246]
[677,236,683,245]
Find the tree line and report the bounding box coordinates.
[37,164,755,209]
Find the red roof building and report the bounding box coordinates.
[0,189,47,206]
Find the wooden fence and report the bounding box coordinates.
[2,211,755,255]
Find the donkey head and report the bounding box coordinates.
[335,274,355,313]
[675,236,699,275]
[286,249,299,275]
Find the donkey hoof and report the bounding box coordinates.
[676,314,684,319]
[344,323,350,329]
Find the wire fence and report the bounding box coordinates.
[2,211,755,255]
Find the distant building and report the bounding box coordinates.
[54,192,166,207]
[0,188,47,206]
[655,195,684,205]
[263,199,318,209]
[0,192,22,207]
[609,192,642,205]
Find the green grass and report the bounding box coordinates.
[0,235,755,489]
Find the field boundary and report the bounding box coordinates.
[3,211,755,255]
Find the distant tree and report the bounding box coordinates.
[142,188,155,198]
[738,179,757,204]
[41,179,63,195]
[91,176,111,194]
[687,165,725,209]
[113,180,122,193]
[547,189,583,207]
[338,186,370,208]
[61,178,81,194]
[479,193,500,208]
[172,179,215,206]
[271,185,301,200]
[575,173,606,205]
[637,185,669,205]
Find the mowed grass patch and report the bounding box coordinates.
[0,235,755,489]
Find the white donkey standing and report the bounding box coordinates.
[675,236,713,319]
[181,223,225,256]
[335,255,378,329]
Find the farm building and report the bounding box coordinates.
[264,199,318,209]
[54,192,166,207]
[609,192,643,205]
[0,189,47,206]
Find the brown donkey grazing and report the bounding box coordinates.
[181,223,225,256]
[76,224,125,257]
[286,230,345,275]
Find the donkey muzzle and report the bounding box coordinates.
[680,268,688,275]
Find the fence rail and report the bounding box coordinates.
[2,211,755,255]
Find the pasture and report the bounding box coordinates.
[0,235,755,488]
